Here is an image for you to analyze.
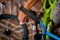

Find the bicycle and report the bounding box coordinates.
[0,0,60,40]
[19,0,60,40]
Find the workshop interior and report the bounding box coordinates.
[0,0,60,40]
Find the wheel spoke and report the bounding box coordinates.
[0,34,10,40]
[0,23,6,28]
[11,34,21,40]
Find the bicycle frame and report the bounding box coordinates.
[40,0,60,40]
[42,0,57,40]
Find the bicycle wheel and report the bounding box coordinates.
[0,14,28,40]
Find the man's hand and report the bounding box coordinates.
[18,10,28,23]
[18,0,37,23]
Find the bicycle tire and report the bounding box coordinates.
[0,14,28,40]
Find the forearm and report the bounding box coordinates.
[24,0,37,10]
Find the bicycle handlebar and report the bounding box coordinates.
[20,6,39,23]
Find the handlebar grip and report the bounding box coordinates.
[20,6,39,23]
